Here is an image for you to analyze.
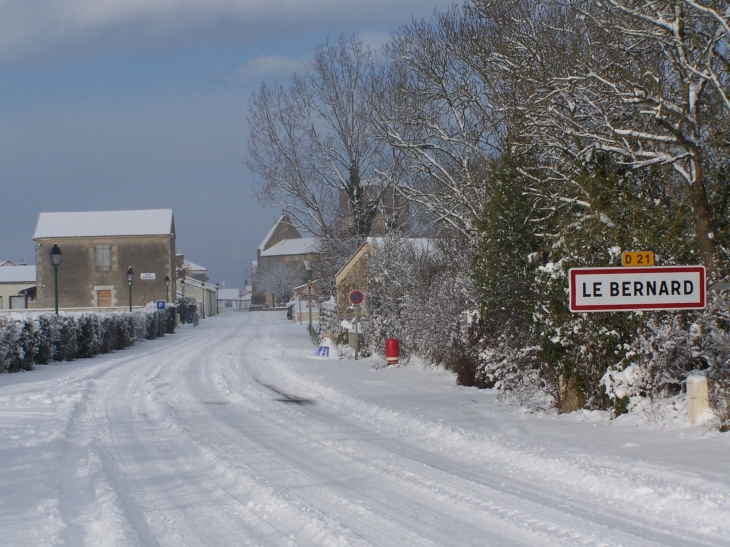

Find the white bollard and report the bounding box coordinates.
[687,374,709,424]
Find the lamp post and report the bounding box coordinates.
[201,281,205,319]
[216,283,219,315]
[127,267,134,312]
[164,275,170,303]
[50,244,62,315]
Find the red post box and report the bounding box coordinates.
[385,338,399,365]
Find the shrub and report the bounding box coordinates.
[0,308,172,374]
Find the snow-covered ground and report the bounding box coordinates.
[0,312,728,546]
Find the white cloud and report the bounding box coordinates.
[0,0,439,64]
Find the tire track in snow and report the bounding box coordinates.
[155,317,673,546]
[30,313,730,546]
[253,323,730,547]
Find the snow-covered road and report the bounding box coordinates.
[1,312,729,546]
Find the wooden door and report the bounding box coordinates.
[97,290,112,307]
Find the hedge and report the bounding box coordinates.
[0,306,176,374]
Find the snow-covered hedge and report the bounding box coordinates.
[0,307,175,374]
[601,291,730,430]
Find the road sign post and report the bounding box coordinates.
[348,290,365,360]
[304,282,317,330]
[568,266,706,312]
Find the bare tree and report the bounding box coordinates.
[369,8,504,242]
[254,261,303,305]
[247,36,402,238]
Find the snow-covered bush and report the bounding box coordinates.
[0,308,172,374]
[359,233,478,367]
[317,296,348,344]
[177,298,197,324]
[602,291,730,428]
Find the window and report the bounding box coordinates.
[0,296,3,309]
[96,245,111,271]
[97,290,112,308]
[9,296,26,309]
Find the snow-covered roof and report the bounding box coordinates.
[33,209,174,239]
[0,265,36,283]
[183,260,207,272]
[218,288,242,300]
[257,215,284,252]
[259,237,318,257]
[0,260,16,267]
[180,276,217,291]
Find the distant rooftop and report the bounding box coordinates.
[257,215,284,252]
[259,237,318,257]
[0,265,36,284]
[183,260,207,272]
[218,288,242,300]
[34,209,174,239]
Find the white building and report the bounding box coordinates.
[0,265,36,310]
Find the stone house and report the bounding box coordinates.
[334,237,432,315]
[253,215,319,307]
[33,209,177,310]
[334,241,372,316]
[175,252,208,282]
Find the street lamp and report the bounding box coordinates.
[50,244,62,315]
[216,283,219,314]
[127,267,134,312]
[201,281,205,319]
[164,275,170,303]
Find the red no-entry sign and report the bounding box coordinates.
[569,266,706,312]
[348,289,364,306]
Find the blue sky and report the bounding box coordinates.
[0,0,440,287]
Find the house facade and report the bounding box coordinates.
[176,252,208,282]
[334,241,372,316]
[179,277,218,318]
[253,215,319,307]
[334,237,432,315]
[33,209,177,310]
[0,265,36,310]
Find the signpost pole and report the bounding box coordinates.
[299,295,302,325]
[354,304,359,361]
[309,298,312,330]
[347,289,365,360]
